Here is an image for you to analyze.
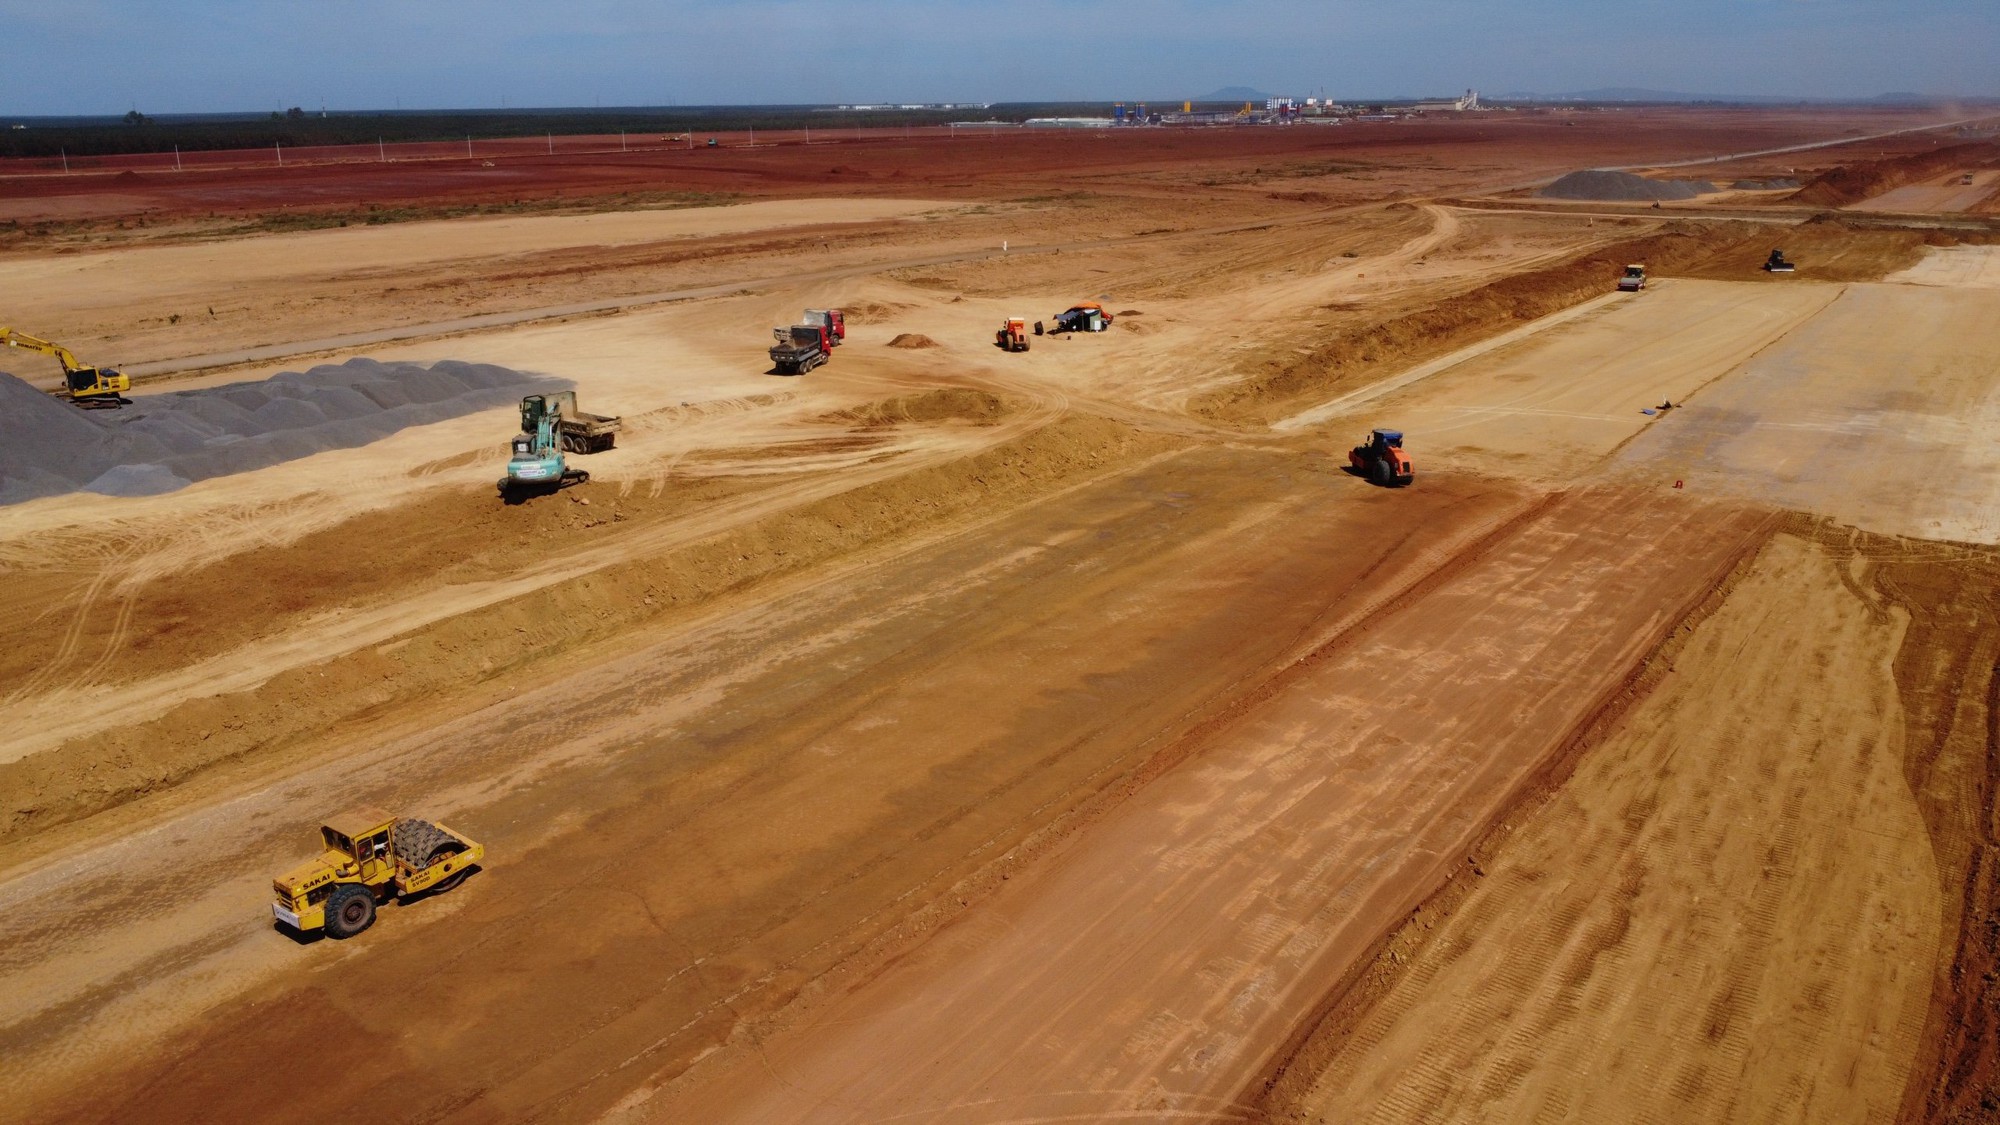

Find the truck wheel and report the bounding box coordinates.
[1372,459,1392,486]
[427,842,471,894]
[324,886,375,939]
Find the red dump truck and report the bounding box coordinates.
[803,309,846,346]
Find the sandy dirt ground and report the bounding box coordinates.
[0,197,962,325]
[2,111,1996,1125]
[1288,278,1842,481]
[3,452,1529,1123]
[1886,243,2000,288]
[1610,279,2000,543]
[639,489,1769,1124]
[1280,532,1940,1125]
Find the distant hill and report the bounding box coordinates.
[1200,86,1272,103]
[1500,87,1961,106]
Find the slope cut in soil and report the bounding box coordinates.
[1791,141,2000,208]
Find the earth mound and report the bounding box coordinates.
[887,334,940,349]
[884,388,1007,424]
[0,358,564,505]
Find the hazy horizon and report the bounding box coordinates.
[4,0,1997,116]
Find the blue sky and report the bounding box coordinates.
[3,0,1996,115]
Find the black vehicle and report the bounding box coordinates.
[769,324,830,375]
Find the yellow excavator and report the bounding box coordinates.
[0,326,132,407]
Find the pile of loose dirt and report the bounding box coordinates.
[1539,170,1718,202]
[811,388,1012,430]
[881,388,1007,424]
[0,358,561,505]
[887,333,939,349]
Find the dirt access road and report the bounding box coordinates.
[641,488,1767,1124]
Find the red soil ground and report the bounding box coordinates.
[0,108,1961,223]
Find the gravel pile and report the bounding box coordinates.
[0,357,564,505]
[1539,170,1725,202]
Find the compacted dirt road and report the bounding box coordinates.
[1285,531,1941,1125]
[640,489,1769,1124]
[4,451,1519,1123]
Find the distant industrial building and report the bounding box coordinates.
[1411,90,1482,112]
[1023,117,1116,129]
[833,103,993,111]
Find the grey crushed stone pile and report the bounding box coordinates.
[1538,170,1728,201]
[0,357,567,505]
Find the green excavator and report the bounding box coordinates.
[499,391,618,496]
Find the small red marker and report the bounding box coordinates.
[1673,480,1684,489]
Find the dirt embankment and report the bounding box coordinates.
[1791,142,2000,208]
[1247,520,1774,1121]
[1193,220,1945,426]
[1190,224,1751,425]
[0,476,756,696]
[815,387,1007,426]
[1847,524,2000,1125]
[1250,519,2000,1125]
[0,410,1181,846]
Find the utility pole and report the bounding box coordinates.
[466,135,473,158]
[174,145,182,171]
[547,132,553,155]
[276,141,283,167]
[620,129,627,152]
[378,137,386,162]
[60,147,68,174]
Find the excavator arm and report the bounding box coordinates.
[0,326,85,372]
[0,326,131,406]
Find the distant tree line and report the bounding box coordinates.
[0,104,1166,159]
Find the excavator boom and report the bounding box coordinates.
[0,326,84,371]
